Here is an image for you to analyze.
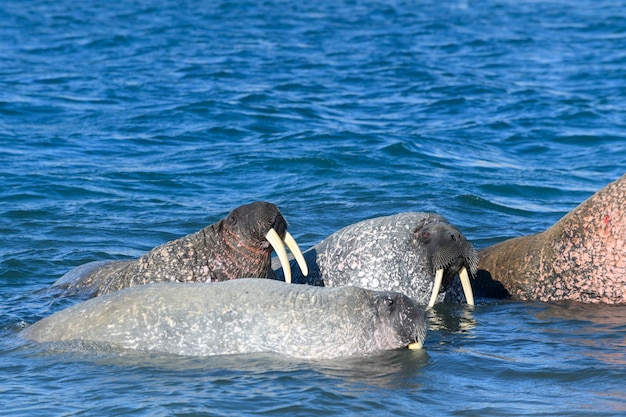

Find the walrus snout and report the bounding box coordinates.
[415,219,477,307]
[228,202,308,284]
[375,292,428,350]
[270,212,288,238]
[416,220,477,273]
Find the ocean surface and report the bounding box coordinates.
[2,0,626,415]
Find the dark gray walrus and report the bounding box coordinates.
[53,202,308,296]
[274,213,477,307]
[21,279,427,359]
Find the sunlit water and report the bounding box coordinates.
[2,0,626,415]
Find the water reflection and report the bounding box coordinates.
[15,336,429,390]
[428,303,477,334]
[312,349,429,390]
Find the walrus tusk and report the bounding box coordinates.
[283,231,308,277]
[266,228,308,284]
[408,341,423,350]
[459,266,474,306]
[266,228,292,283]
[427,268,444,308]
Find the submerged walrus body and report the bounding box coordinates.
[53,202,307,296]
[275,213,478,307]
[477,174,626,303]
[22,279,427,359]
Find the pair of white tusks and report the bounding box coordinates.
[427,266,474,308]
[265,229,308,284]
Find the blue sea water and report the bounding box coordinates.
[2,0,626,415]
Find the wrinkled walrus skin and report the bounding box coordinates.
[53,202,307,296]
[274,213,478,307]
[22,279,427,359]
[477,173,626,303]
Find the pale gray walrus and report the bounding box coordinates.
[53,202,308,296]
[21,279,427,359]
[474,173,626,303]
[274,213,478,307]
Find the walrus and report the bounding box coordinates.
[53,202,308,296]
[274,213,478,307]
[476,173,626,303]
[21,279,427,359]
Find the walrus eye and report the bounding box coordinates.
[227,215,237,226]
[385,296,394,309]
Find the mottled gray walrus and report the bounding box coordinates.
[21,279,427,359]
[475,173,626,303]
[274,213,477,307]
[53,202,307,296]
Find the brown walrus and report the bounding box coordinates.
[476,173,626,303]
[53,202,308,296]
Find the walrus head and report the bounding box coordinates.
[222,202,308,283]
[374,291,428,350]
[415,217,478,307]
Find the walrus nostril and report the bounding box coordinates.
[451,234,457,241]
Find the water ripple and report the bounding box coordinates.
[2,0,626,415]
